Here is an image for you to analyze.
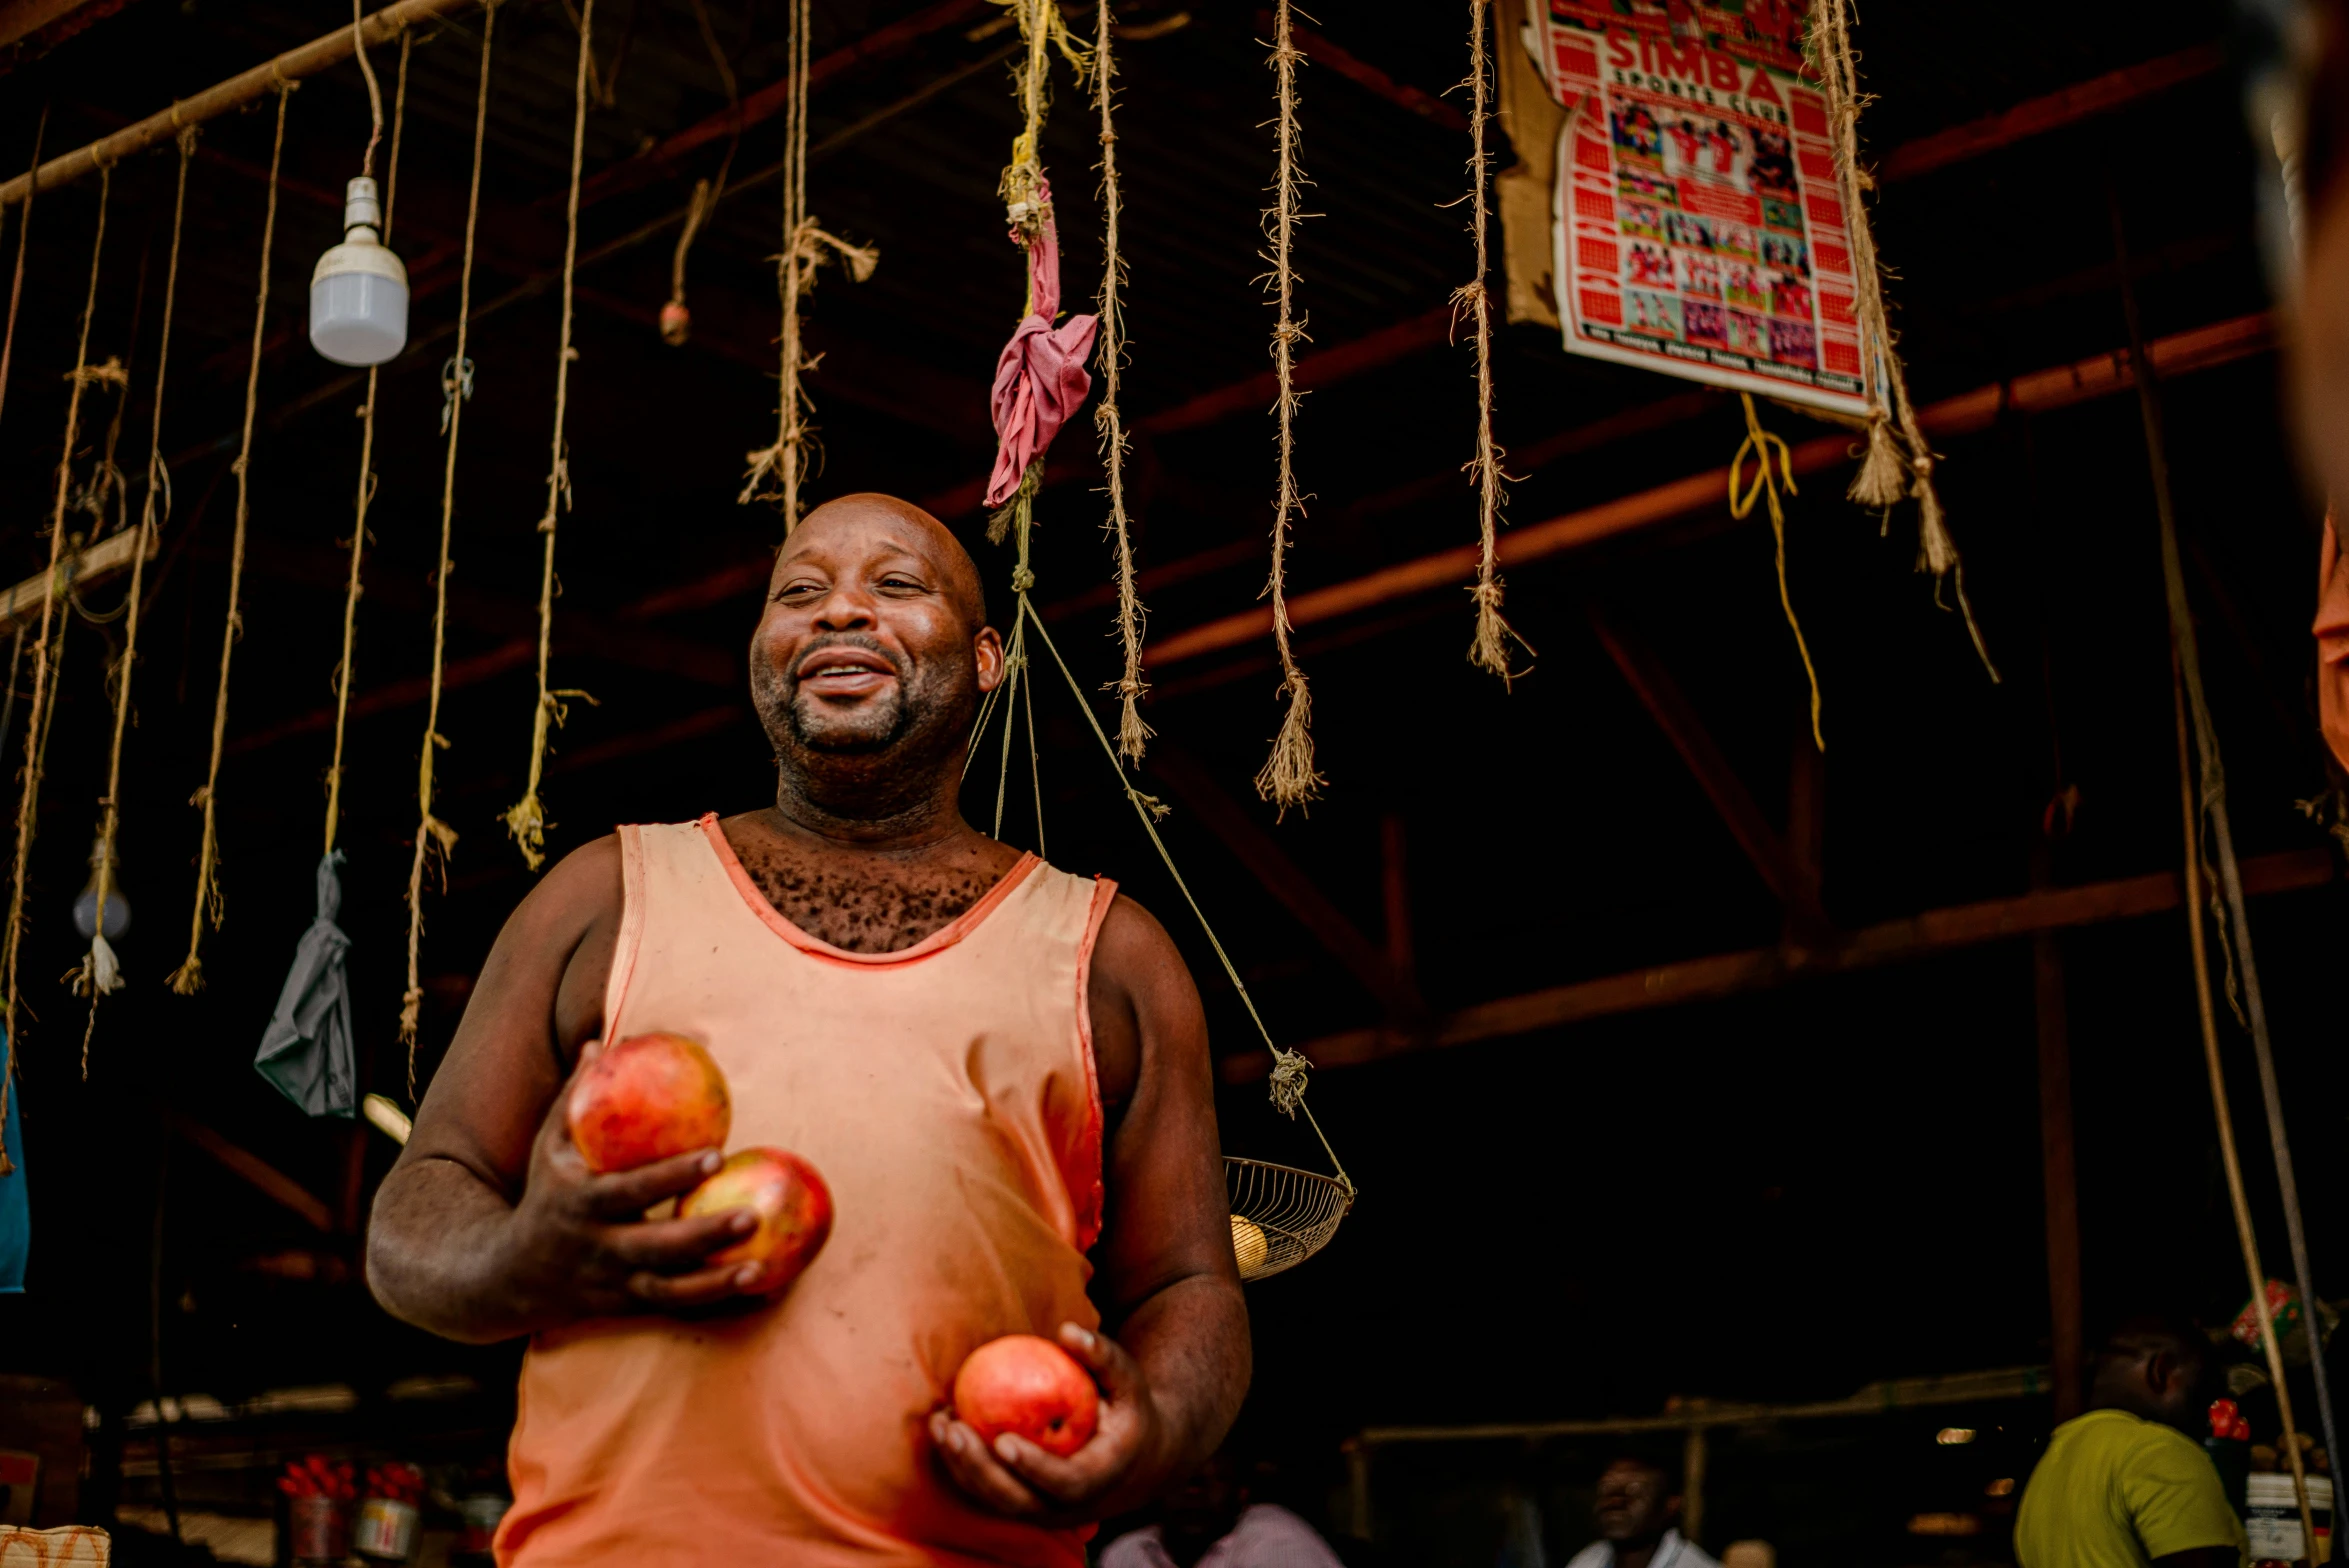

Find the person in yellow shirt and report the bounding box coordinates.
[2016,1317,2246,1568]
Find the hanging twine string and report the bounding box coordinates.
[662,0,740,345]
[1730,392,1822,749]
[738,0,879,528]
[1457,0,1523,683]
[0,110,45,442]
[168,85,290,995]
[401,3,497,1082]
[1256,0,1320,815]
[352,0,385,180]
[503,0,598,872]
[324,35,410,860]
[1090,0,1148,763]
[0,160,108,1162]
[1806,0,1995,682]
[75,133,197,1071]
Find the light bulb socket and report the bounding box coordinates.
[343,176,383,234]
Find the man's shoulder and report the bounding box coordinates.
[1562,1541,1613,1568]
[1230,1506,1346,1566]
[2054,1409,2205,1464]
[1099,1524,1169,1568]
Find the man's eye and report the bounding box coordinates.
[776,581,823,599]
[879,576,924,592]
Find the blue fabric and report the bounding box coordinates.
[0,1046,25,1293]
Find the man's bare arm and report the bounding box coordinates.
[366,838,763,1342]
[930,893,1250,1519]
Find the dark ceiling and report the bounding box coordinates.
[0,0,2341,1529]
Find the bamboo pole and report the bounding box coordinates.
[0,0,478,210]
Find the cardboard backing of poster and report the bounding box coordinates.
[1525,0,1871,418]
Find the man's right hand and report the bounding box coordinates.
[496,1041,771,1324]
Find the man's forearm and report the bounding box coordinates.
[1111,1272,1252,1511]
[368,1158,538,1345]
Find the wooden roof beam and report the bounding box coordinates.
[1221,848,2339,1081]
[1586,604,1831,944]
[0,0,481,208]
[1142,311,2277,671]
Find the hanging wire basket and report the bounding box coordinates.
[1226,1156,1353,1283]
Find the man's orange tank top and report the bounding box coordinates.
[497,816,1115,1568]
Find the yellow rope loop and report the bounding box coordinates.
[1729,392,1822,750]
[403,3,497,1078]
[169,86,289,994]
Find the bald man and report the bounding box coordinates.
[368,495,1250,1568]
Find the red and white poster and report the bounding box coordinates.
[1523,0,1871,418]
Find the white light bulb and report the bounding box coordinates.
[309,176,408,367]
[72,837,129,941]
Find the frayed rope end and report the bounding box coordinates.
[1253,674,1324,817]
[1847,414,1907,510]
[165,954,204,996]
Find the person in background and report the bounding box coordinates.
[1563,1457,1719,1568]
[2014,1315,2246,1568]
[1101,1451,1345,1568]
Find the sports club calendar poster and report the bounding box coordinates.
[1522,0,1872,417]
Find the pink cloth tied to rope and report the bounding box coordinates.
[985,182,1098,509]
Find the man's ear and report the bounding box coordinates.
[973,625,1007,694]
[1664,1494,1686,1526]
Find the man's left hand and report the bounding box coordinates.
[929,1322,1166,1523]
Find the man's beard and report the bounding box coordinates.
[756,633,954,759]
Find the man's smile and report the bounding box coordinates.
[795,645,899,699]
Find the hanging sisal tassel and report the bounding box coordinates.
[1255,0,1323,814]
[1846,409,1907,510]
[2,157,109,1135]
[504,0,597,871]
[1807,0,1996,682]
[169,85,293,995]
[1091,0,1150,763]
[400,4,496,1087]
[1458,0,1526,684]
[738,0,878,528]
[77,130,197,1071]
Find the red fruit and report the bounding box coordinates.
[952,1335,1099,1458]
[567,1032,731,1174]
[681,1147,833,1291]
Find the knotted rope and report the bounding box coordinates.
[1256,0,1320,815]
[400,3,496,1082]
[0,160,111,1162]
[75,132,197,1070]
[1806,0,1995,682]
[503,0,597,871]
[738,0,879,528]
[1090,0,1148,763]
[168,85,291,995]
[1729,392,1822,749]
[1457,0,1523,683]
[323,34,409,859]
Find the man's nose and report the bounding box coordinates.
[811,585,878,629]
